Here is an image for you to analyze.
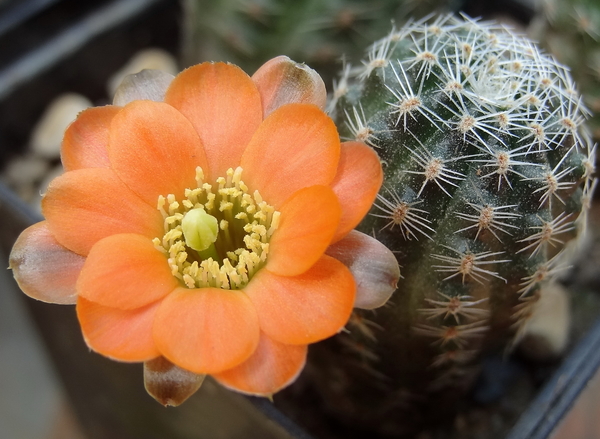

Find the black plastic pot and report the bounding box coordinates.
[0,1,599,438]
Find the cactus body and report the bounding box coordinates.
[287,15,596,437]
[181,0,458,83]
[530,0,600,142]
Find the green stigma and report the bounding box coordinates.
[181,208,219,252]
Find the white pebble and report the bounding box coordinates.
[30,93,92,159]
[1,154,49,187]
[519,282,571,360]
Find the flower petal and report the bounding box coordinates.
[77,234,179,310]
[113,69,175,106]
[326,230,400,309]
[165,63,262,179]
[330,141,383,242]
[61,106,120,171]
[77,297,160,362]
[241,104,340,207]
[144,356,205,407]
[213,333,307,396]
[42,168,163,256]
[245,255,355,345]
[252,55,326,117]
[267,185,341,276]
[108,100,209,206]
[9,221,83,304]
[153,287,260,374]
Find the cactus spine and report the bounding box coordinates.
[304,14,596,433]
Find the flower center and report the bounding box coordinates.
[152,166,280,290]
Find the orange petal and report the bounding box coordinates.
[165,63,262,179]
[77,234,179,310]
[326,230,400,310]
[77,297,160,362]
[267,185,340,276]
[61,106,120,171]
[240,104,340,207]
[252,55,326,117]
[245,255,355,345]
[330,141,383,242]
[42,168,163,256]
[214,332,307,396]
[108,100,209,206]
[9,221,84,304]
[153,287,260,374]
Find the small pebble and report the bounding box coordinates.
[1,154,49,188]
[519,282,571,361]
[29,93,92,159]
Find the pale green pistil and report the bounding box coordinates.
[181,208,218,252]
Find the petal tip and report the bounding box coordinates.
[214,334,307,396]
[252,56,327,116]
[113,69,175,106]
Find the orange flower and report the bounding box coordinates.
[10,56,399,404]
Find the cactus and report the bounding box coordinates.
[181,0,460,83]
[529,0,600,142]
[278,14,596,437]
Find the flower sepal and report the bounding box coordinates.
[144,356,206,407]
[326,230,400,310]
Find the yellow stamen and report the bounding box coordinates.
[154,166,280,290]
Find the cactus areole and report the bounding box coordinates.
[307,14,597,435]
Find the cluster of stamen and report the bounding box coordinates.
[152,166,280,290]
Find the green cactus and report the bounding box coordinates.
[181,0,460,83]
[530,0,600,142]
[280,14,596,436]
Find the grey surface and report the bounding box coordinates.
[0,252,63,439]
[0,0,164,100]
